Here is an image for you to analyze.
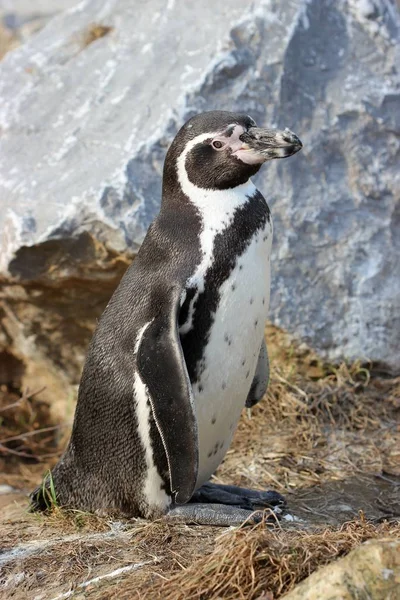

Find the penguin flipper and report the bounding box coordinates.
[137,286,198,505]
[245,337,270,408]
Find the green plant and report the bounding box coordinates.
[41,470,58,510]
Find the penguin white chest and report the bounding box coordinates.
[192,219,272,488]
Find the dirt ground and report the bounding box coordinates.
[1,326,399,599]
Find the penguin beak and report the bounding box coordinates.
[235,127,303,164]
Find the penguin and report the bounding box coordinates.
[31,111,302,526]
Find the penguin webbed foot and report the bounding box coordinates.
[190,482,286,513]
[165,483,285,526]
[165,503,265,527]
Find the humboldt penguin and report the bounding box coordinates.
[31,110,302,526]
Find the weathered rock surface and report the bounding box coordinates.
[283,538,400,600]
[0,0,399,411]
[0,0,78,58]
[0,0,77,33]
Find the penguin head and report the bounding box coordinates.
[165,111,302,192]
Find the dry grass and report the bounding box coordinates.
[131,518,400,600]
[1,325,399,599]
[0,386,62,470]
[3,508,399,600]
[0,513,218,599]
[217,326,400,494]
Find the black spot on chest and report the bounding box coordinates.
[180,190,270,382]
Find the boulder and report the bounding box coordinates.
[282,538,400,600]
[0,0,399,412]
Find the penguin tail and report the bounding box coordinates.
[29,470,59,512]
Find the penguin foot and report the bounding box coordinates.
[189,482,286,513]
[165,503,266,527]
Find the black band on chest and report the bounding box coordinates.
[180,190,270,382]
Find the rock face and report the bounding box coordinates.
[0,0,79,58]
[0,0,399,411]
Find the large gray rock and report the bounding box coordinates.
[0,0,78,30]
[0,0,399,406]
[0,0,79,55]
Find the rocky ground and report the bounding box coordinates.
[1,326,399,599]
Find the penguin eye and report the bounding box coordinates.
[212,140,224,150]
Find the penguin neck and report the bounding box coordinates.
[184,180,257,225]
[162,155,257,224]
